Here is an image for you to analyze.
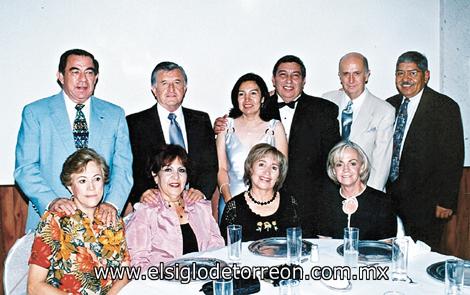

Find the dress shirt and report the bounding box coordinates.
[157,104,188,150]
[397,88,424,156]
[63,92,91,129]
[338,89,367,133]
[277,94,301,140]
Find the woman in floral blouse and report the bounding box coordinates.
[27,148,129,295]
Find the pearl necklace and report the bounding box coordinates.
[247,190,277,206]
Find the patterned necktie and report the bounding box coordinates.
[168,113,186,149]
[73,104,88,149]
[341,100,353,140]
[389,98,410,182]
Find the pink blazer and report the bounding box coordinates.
[125,191,225,270]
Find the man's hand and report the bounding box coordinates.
[49,197,77,215]
[435,205,453,219]
[186,188,205,203]
[140,188,159,205]
[213,114,228,135]
[96,202,118,227]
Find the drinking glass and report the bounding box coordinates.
[213,279,234,295]
[391,237,409,281]
[445,259,464,295]
[226,225,242,262]
[279,279,300,295]
[286,227,302,265]
[343,227,359,268]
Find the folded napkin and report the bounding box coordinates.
[402,236,431,257]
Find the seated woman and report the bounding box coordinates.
[220,143,299,242]
[27,148,129,295]
[316,141,396,240]
[125,144,224,270]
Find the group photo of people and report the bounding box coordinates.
[1,1,469,294]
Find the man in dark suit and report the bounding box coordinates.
[269,55,341,236]
[386,51,464,250]
[126,62,217,207]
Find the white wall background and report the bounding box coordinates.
[0,0,451,184]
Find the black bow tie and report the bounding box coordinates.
[277,100,297,109]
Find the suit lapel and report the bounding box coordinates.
[288,93,307,146]
[88,97,105,147]
[150,104,165,147]
[350,93,373,138]
[49,93,75,151]
[182,108,194,153]
[402,88,432,153]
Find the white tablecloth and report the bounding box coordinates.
[120,239,465,295]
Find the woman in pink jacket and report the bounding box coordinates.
[125,144,224,270]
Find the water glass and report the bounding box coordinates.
[343,227,359,268]
[279,279,300,295]
[226,224,242,262]
[213,279,234,295]
[391,237,409,281]
[445,259,464,295]
[286,227,302,264]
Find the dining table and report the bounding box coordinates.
[119,239,467,294]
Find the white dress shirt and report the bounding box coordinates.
[156,104,188,150]
[277,94,301,140]
[64,92,91,129]
[397,88,424,156]
[339,89,367,134]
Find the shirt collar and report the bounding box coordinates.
[157,103,184,118]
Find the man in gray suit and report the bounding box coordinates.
[323,52,395,191]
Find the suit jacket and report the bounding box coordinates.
[269,92,341,230]
[14,92,133,232]
[386,86,464,226]
[126,104,217,204]
[323,89,395,191]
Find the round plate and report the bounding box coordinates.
[164,257,229,281]
[427,261,470,286]
[248,237,313,257]
[337,240,392,262]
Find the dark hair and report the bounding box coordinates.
[243,143,288,192]
[148,144,191,179]
[60,148,109,187]
[57,49,99,88]
[228,73,273,121]
[272,55,306,78]
[151,61,188,86]
[396,51,428,72]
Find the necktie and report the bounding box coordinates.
[73,104,88,149]
[341,101,353,140]
[277,100,297,109]
[168,113,186,149]
[389,98,410,182]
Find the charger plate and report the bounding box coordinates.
[248,237,313,257]
[427,261,470,286]
[337,240,392,262]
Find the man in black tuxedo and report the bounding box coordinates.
[126,62,217,207]
[269,55,341,236]
[386,51,464,250]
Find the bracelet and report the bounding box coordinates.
[219,183,230,194]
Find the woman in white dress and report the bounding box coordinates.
[216,73,288,220]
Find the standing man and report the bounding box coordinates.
[387,51,464,250]
[323,52,395,191]
[126,61,217,205]
[15,49,133,232]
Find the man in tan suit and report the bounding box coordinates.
[323,52,394,191]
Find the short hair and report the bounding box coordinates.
[326,141,370,185]
[60,148,109,187]
[148,144,191,179]
[272,55,306,78]
[243,143,288,192]
[228,73,273,121]
[150,61,188,86]
[396,51,428,72]
[57,49,99,87]
[339,52,369,73]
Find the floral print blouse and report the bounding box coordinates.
[29,210,130,295]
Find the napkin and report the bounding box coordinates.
[403,236,431,257]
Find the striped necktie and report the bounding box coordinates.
[341,100,353,140]
[73,104,88,149]
[389,98,410,182]
[168,113,186,149]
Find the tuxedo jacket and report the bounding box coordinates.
[386,86,464,226]
[126,104,217,204]
[14,92,133,232]
[323,89,395,191]
[270,92,341,224]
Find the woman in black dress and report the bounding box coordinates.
[220,143,300,242]
[316,141,396,240]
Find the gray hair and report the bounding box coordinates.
[396,51,428,72]
[326,141,370,185]
[150,61,188,86]
[243,143,288,192]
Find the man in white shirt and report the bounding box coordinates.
[386,51,464,250]
[323,52,395,191]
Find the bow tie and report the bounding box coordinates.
[277,100,297,109]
